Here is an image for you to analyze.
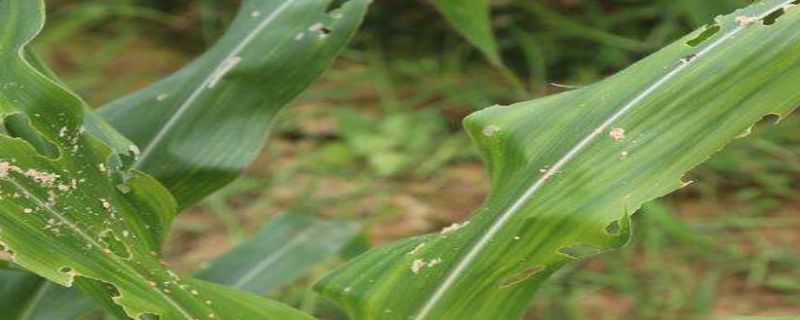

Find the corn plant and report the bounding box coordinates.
[0,0,367,319]
[1,0,799,320]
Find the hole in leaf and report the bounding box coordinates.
[749,113,784,131]
[558,244,605,259]
[106,283,121,298]
[140,313,160,320]
[737,114,784,140]
[605,220,621,235]
[326,0,349,14]
[74,277,125,309]
[59,267,72,273]
[762,113,783,124]
[763,9,785,25]
[2,113,59,159]
[687,24,720,47]
[499,266,543,288]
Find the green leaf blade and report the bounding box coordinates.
[0,270,93,320]
[197,212,361,294]
[0,1,316,319]
[432,0,501,66]
[316,1,800,319]
[99,0,369,209]
[0,270,45,319]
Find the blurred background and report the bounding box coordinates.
[35,0,799,319]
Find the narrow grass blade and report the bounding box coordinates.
[197,212,361,294]
[432,0,501,66]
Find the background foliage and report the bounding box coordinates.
[5,0,797,319]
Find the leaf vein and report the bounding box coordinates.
[412,1,796,318]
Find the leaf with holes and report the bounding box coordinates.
[98,0,369,210]
[315,1,800,319]
[0,1,314,319]
[6,0,369,313]
[0,211,360,319]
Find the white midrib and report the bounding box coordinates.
[6,2,297,320]
[6,4,197,317]
[413,2,795,319]
[134,0,298,167]
[232,226,316,288]
[5,178,197,320]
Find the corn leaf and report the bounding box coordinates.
[315,1,800,319]
[197,211,361,294]
[0,270,94,320]
[0,1,313,319]
[98,0,369,209]
[432,0,501,66]
[21,46,136,159]
[0,271,47,319]
[4,0,370,315]
[0,212,360,320]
